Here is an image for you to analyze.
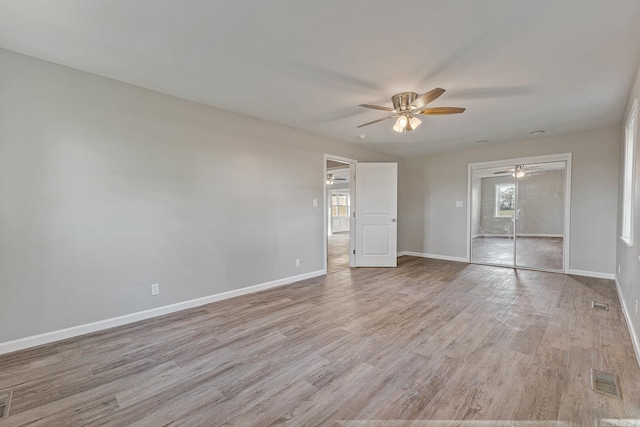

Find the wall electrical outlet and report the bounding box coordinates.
[151,283,160,296]
[295,259,301,267]
[618,265,621,274]
[456,201,463,208]
[635,300,638,316]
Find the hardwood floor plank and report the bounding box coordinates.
[328,234,350,273]
[123,381,227,427]
[278,362,379,426]
[358,353,459,420]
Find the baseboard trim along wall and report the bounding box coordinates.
[567,269,616,280]
[472,234,564,238]
[397,252,616,280]
[397,251,469,263]
[614,277,640,367]
[0,269,326,356]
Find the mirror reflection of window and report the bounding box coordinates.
[496,184,515,217]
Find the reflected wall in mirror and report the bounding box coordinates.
[515,162,565,271]
[470,166,515,267]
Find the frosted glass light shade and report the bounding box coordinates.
[408,116,422,130]
[393,116,408,133]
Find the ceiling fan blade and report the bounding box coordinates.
[414,107,466,115]
[411,88,446,110]
[358,104,395,112]
[356,115,396,128]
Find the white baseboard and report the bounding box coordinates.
[398,251,468,263]
[0,269,326,356]
[517,233,563,238]
[614,277,640,367]
[472,234,563,238]
[567,269,616,280]
[398,253,614,279]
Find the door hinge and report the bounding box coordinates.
[353,249,355,254]
[353,212,355,217]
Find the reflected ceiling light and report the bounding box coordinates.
[530,130,546,135]
[326,173,334,185]
[512,165,525,178]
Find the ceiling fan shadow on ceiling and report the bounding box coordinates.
[357,88,466,133]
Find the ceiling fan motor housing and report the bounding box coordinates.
[391,92,418,112]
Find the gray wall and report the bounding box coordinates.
[475,172,565,236]
[616,60,640,353]
[0,48,401,343]
[403,126,619,274]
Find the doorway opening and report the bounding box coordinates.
[325,155,356,273]
[468,153,571,273]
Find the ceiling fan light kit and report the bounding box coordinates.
[327,174,334,185]
[408,116,422,130]
[326,172,347,185]
[357,88,466,133]
[393,116,408,133]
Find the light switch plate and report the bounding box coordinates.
[313,199,318,207]
[456,201,463,208]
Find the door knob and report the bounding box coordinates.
[391,218,397,222]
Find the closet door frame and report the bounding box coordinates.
[467,153,572,273]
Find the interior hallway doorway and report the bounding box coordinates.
[326,157,353,272]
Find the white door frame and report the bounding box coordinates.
[467,153,572,273]
[324,154,357,273]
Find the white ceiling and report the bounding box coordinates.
[1,1,639,157]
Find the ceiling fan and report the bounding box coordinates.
[326,172,347,185]
[357,88,465,133]
[493,165,542,177]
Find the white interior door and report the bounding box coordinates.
[355,163,398,267]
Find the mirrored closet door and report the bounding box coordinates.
[470,159,567,272]
[470,166,516,267]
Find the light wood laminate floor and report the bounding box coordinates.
[472,236,564,271]
[328,234,350,273]
[1,257,639,426]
